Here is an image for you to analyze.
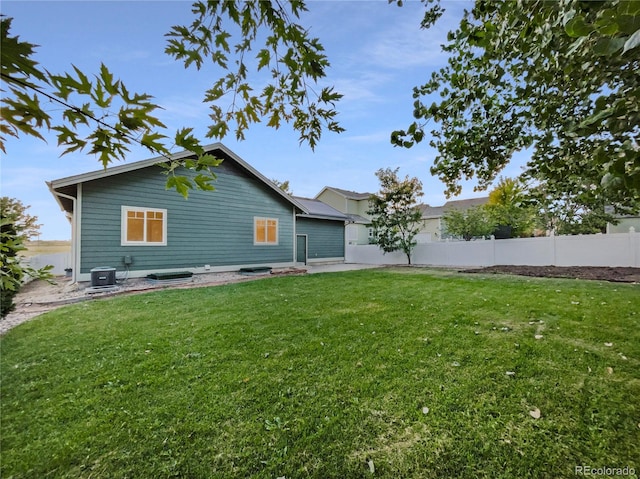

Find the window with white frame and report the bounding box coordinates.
[254,217,278,245]
[121,206,167,245]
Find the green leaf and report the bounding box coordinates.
[0,18,47,83]
[257,49,271,70]
[565,16,592,37]
[118,109,144,131]
[618,0,640,16]
[215,31,232,52]
[91,81,111,108]
[99,63,119,96]
[266,110,281,129]
[196,154,223,168]
[594,37,626,55]
[595,10,619,35]
[623,28,640,53]
[52,125,87,155]
[165,175,193,198]
[174,128,203,155]
[140,132,168,154]
[207,121,228,140]
[194,173,216,191]
[71,64,92,95]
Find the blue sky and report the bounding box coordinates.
[1,0,527,240]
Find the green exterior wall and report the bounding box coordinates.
[79,160,295,274]
[296,217,344,260]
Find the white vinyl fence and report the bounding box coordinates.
[23,252,73,276]
[21,231,639,278]
[346,230,640,268]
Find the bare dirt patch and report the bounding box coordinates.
[461,265,640,283]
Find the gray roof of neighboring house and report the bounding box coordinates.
[294,197,349,222]
[604,205,640,218]
[418,204,445,219]
[315,186,372,201]
[419,196,489,219]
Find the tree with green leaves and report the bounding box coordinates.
[271,179,292,195]
[0,197,41,241]
[392,0,639,216]
[1,2,342,196]
[368,168,424,265]
[1,198,52,318]
[442,206,493,241]
[485,177,536,238]
[529,185,613,236]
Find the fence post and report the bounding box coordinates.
[630,227,638,267]
[490,235,496,266]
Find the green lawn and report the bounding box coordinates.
[1,268,639,478]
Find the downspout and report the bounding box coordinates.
[292,206,297,264]
[47,187,79,283]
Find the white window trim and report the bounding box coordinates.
[254,216,279,245]
[121,206,167,246]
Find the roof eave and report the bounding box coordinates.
[314,186,371,201]
[47,143,307,213]
[297,213,347,222]
[46,180,68,213]
[48,147,199,189]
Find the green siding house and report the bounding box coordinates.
[48,144,346,282]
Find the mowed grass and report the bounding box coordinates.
[1,268,639,478]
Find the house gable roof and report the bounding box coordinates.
[47,143,308,214]
[419,196,489,219]
[314,186,372,201]
[418,204,445,219]
[443,197,489,210]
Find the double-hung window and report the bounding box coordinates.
[121,206,167,246]
[254,217,278,245]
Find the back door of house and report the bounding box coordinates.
[296,234,307,264]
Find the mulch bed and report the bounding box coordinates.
[460,265,640,283]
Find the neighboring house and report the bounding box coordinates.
[418,197,489,242]
[47,143,346,282]
[315,187,373,245]
[607,214,640,234]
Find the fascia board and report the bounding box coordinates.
[47,142,308,214]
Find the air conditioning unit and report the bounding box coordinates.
[90,266,116,287]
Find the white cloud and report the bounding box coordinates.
[338,1,465,72]
[1,167,61,192]
[159,95,210,122]
[364,20,450,71]
[331,72,392,105]
[345,130,392,143]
